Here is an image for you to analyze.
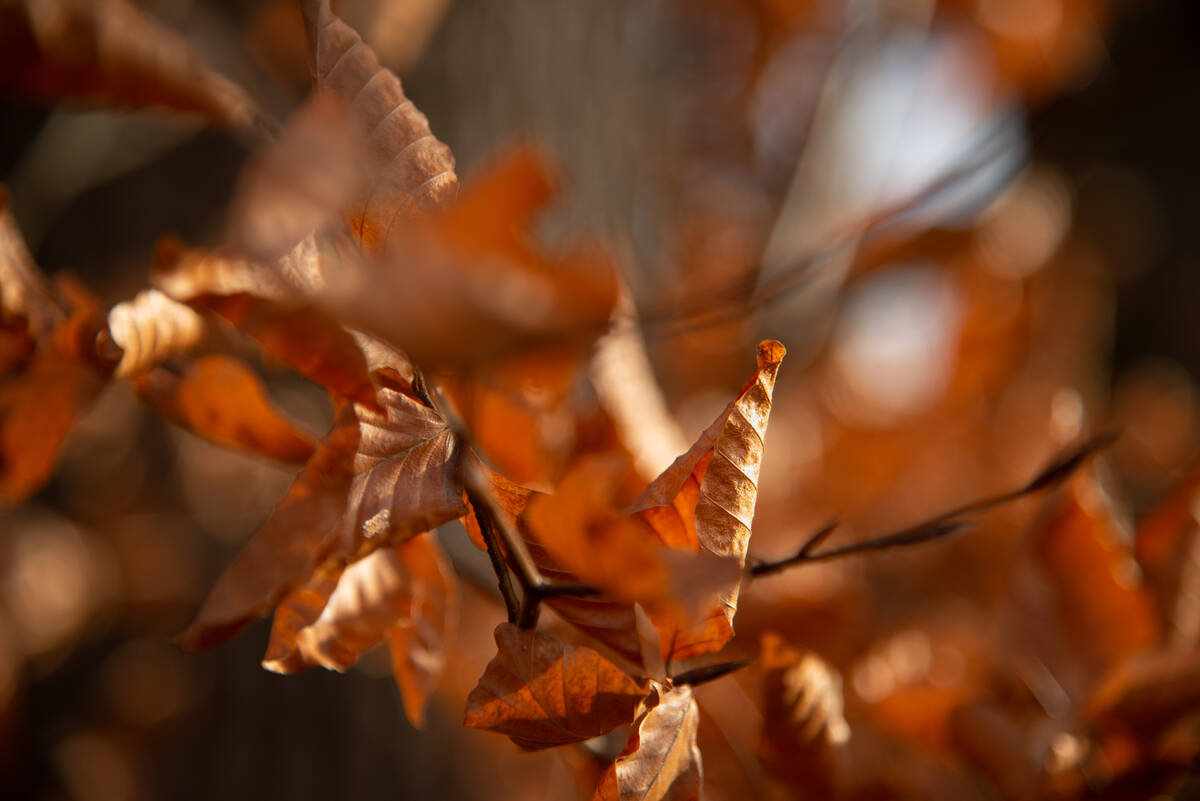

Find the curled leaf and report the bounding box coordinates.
[301,0,457,252]
[463,623,649,751]
[629,340,786,660]
[592,683,702,801]
[0,0,259,128]
[0,187,62,339]
[106,288,206,377]
[132,355,315,464]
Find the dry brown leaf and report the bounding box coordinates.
[0,350,103,503]
[629,340,786,661]
[592,683,702,801]
[132,355,315,465]
[225,91,366,264]
[301,0,457,253]
[179,381,464,649]
[105,288,206,378]
[386,534,457,728]
[0,0,258,128]
[262,534,454,721]
[758,632,848,796]
[463,623,649,751]
[342,147,619,371]
[0,186,63,339]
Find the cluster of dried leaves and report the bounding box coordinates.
[3,0,1199,799]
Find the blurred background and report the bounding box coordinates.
[2,0,1200,799]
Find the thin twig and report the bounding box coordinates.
[672,658,755,687]
[750,432,1119,579]
[468,490,521,623]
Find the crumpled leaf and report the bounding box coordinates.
[628,340,786,660]
[301,0,457,253]
[263,533,455,729]
[105,288,207,378]
[758,632,849,796]
[592,682,702,801]
[132,355,315,464]
[178,381,464,650]
[0,0,258,128]
[463,623,649,751]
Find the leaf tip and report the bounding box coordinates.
[757,339,786,369]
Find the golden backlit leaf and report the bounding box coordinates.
[132,355,315,465]
[628,340,785,660]
[179,382,464,650]
[262,534,453,714]
[105,288,206,378]
[758,632,848,796]
[463,623,649,751]
[592,683,702,801]
[301,0,458,253]
[0,186,62,339]
[0,0,258,128]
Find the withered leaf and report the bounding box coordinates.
[0,0,258,128]
[0,350,103,503]
[179,382,464,650]
[132,355,315,465]
[463,623,649,751]
[629,340,786,660]
[301,0,457,253]
[342,147,619,371]
[105,288,207,378]
[263,533,455,728]
[153,238,380,410]
[592,683,702,801]
[758,632,848,795]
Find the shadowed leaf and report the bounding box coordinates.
[301,0,457,253]
[132,355,315,464]
[592,683,702,801]
[464,623,649,751]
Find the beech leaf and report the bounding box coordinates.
[301,0,458,253]
[0,0,259,128]
[463,623,649,751]
[592,683,702,801]
[132,355,315,465]
[179,382,464,649]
